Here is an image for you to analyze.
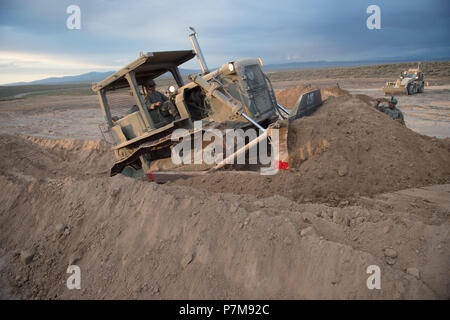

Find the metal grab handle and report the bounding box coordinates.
[241,112,266,132]
[277,103,290,115]
[210,130,269,172]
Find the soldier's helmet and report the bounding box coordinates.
[144,79,156,87]
[390,97,398,105]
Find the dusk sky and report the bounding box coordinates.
[0,0,449,84]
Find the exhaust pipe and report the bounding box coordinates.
[189,27,209,75]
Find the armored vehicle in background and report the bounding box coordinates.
[383,63,425,95]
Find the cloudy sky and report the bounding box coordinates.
[0,0,449,84]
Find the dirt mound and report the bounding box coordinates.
[171,94,450,204]
[0,134,112,180]
[0,92,449,299]
[275,85,350,109]
[321,86,350,99]
[287,94,450,198]
[0,161,448,299]
[24,135,108,151]
[0,134,448,299]
[275,84,317,109]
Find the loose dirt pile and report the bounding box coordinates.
[0,135,448,299]
[0,90,449,300]
[171,94,450,204]
[275,84,350,109]
[0,135,112,180]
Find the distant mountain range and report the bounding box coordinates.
[3,71,116,86]
[3,56,449,86]
[3,69,200,86]
[262,56,450,71]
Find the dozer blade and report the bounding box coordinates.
[289,89,323,121]
[274,88,324,171]
[382,87,407,96]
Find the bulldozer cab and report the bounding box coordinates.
[92,50,196,147]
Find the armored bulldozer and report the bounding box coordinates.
[382,63,425,95]
[92,28,322,181]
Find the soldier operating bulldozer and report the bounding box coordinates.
[143,79,179,120]
[123,79,180,124]
[144,79,166,109]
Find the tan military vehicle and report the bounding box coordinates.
[92,28,322,181]
[382,63,425,95]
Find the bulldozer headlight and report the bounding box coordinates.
[228,63,235,73]
[168,85,177,94]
